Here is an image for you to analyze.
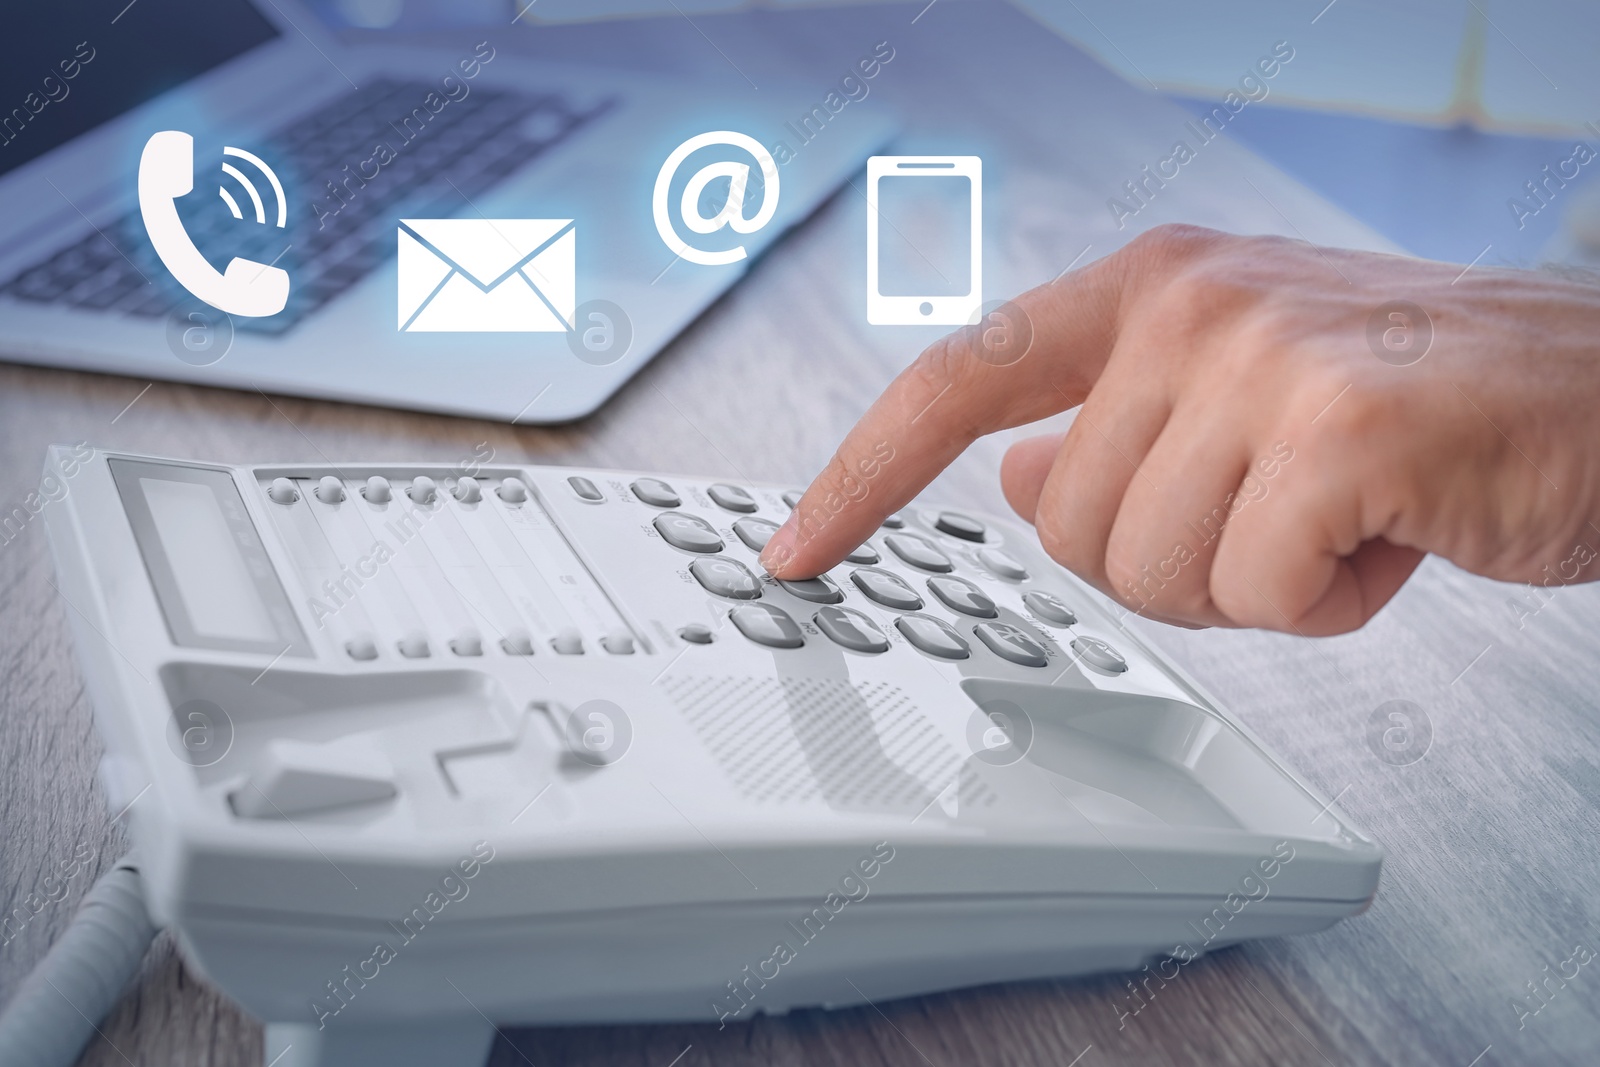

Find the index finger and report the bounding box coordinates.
[760,253,1128,579]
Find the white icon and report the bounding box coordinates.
[866,155,982,326]
[652,131,780,266]
[397,218,575,332]
[138,130,290,318]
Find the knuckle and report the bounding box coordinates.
[1124,223,1224,265]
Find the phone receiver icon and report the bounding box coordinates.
[138,130,290,318]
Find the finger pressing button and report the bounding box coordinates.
[690,556,763,599]
[730,603,804,648]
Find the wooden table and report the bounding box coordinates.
[3,2,1597,1064]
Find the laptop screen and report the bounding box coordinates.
[0,0,281,180]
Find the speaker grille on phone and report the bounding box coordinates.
[665,675,995,810]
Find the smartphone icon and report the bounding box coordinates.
[866,156,981,326]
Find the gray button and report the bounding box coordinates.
[895,614,970,659]
[974,622,1049,667]
[678,623,714,644]
[886,533,953,572]
[782,490,803,508]
[1024,591,1076,626]
[500,629,535,655]
[928,575,998,618]
[1072,635,1128,673]
[397,631,430,658]
[362,475,391,503]
[882,513,906,529]
[601,630,636,654]
[733,517,779,551]
[979,547,1029,581]
[815,606,889,653]
[655,511,724,553]
[453,476,482,503]
[314,476,345,504]
[267,477,299,505]
[631,478,680,507]
[690,556,763,599]
[730,603,804,648]
[780,575,843,604]
[551,627,584,654]
[499,477,530,503]
[408,476,438,504]
[708,483,758,513]
[935,511,986,542]
[450,630,483,656]
[845,543,880,565]
[565,476,600,502]
[345,635,378,661]
[851,567,923,610]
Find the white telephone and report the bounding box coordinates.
[137,130,290,318]
[41,446,1382,1067]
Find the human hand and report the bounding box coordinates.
[759,225,1600,635]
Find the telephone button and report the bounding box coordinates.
[345,635,378,661]
[562,476,598,502]
[408,476,438,504]
[851,568,923,611]
[935,511,986,542]
[631,478,680,508]
[1072,635,1128,674]
[500,629,536,656]
[886,533,953,572]
[733,517,779,551]
[1023,591,1076,626]
[452,476,481,503]
[362,476,391,503]
[815,606,889,653]
[267,477,299,505]
[708,483,759,513]
[895,614,970,660]
[690,556,763,600]
[601,631,636,655]
[314,476,345,504]
[655,512,724,553]
[845,544,880,565]
[928,575,998,618]
[779,575,844,604]
[730,603,804,649]
[974,622,1048,667]
[397,632,430,659]
[979,547,1029,581]
[551,628,584,655]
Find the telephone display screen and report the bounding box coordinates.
[110,459,309,656]
[0,0,280,179]
[875,175,973,298]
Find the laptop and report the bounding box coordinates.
[0,0,894,422]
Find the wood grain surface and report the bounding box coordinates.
[2,2,1596,1065]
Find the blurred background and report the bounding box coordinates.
[310,0,1600,269]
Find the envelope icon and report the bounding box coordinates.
[397,218,575,332]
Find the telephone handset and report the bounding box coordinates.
[138,130,290,318]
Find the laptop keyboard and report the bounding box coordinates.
[2,78,612,334]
